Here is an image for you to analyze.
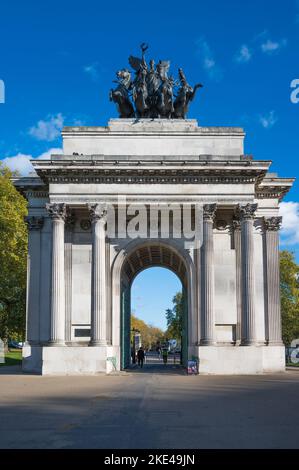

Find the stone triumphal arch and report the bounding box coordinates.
[14,118,294,375]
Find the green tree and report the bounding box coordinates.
[131,314,165,349]
[280,250,299,346]
[165,292,183,341]
[0,164,27,347]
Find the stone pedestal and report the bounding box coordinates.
[194,345,285,374]
[22,344,119,375]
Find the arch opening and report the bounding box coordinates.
[119,242,189,371]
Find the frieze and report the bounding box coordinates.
[256,189,289,200]
[46,174,257,185]
[25,191,49,198]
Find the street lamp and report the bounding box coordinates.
[131,328,140,364]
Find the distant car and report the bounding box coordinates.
[8,340,23,349]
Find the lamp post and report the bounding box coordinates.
[131,328,140,364]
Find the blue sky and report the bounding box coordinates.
[0,0,299,327]
[132,268,181,330]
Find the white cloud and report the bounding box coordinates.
[84,63,99,82]
[235,45,252,63]
[1,148,63,176]
[261,38,287,54]
[259,110,278,129]
[28,113,64,141]
[195,38,223,81]
[279,202,299,246]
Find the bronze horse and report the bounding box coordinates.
[109,69,135,118]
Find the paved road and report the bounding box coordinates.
[0,366,298,449]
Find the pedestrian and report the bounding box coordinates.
[131,347,136,364]
[137,346,145,368]
[162,348,168,364]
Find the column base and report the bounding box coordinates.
[89,340,107,347]
[200,340,217,346]
[47,340,66,347]
[240,340,265,346]
[267,341,284,346]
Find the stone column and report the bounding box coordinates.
[264,217,283,345]
[24,216,44,345]
[65,211,75,343]
[200,204,217,345]
[233,218,242,344]
[46,203,67,346]
[239,203,258,346]
[88,204,108,346]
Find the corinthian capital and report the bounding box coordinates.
[203,204,217,221]
[25,216,44,231]
[239,203,257,221]
[88,203,108,223]
[264,216,282,232]
[46,203,67,221]
[232,218,241,231]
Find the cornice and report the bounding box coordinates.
[256,177,295,201]
[12,176,48,199]
[32,159,270,185]
[61,123,246,138]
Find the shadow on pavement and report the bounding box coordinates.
[0,365,23,375]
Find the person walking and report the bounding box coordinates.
[162,348,168,364]
[137,347,145,368]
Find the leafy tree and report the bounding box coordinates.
[0,164,27,347]
[280,250,299,346]
[165,292,183,341]
[131,314,165,349]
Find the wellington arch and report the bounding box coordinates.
[14,117,295,375]
[13,48,294,375]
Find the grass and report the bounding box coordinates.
[0,349,22,367]
[286,362,299,367]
